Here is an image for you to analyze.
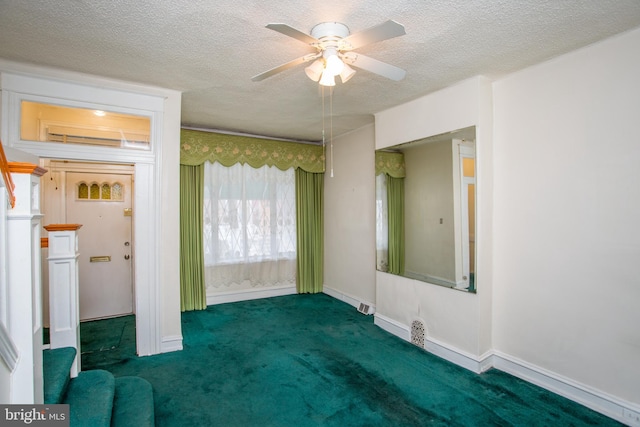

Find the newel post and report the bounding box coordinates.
[6,162,46,403]
[44,223,83,377]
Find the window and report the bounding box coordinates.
[375,173,389,272]
[20,101,151,150]
[76,181,124,201]
[203,162,296,268]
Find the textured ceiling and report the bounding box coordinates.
[1,1,640,142]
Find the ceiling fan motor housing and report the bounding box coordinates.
[311,22,350,48]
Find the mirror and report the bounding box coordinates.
[376,126,476,292]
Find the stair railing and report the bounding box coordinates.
[0,139,16,208]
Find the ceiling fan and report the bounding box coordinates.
[251,20,407,86]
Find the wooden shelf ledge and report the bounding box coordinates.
[43,224,83,232]
[8,162,47,177]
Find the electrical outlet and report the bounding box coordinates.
[623,408,640,427]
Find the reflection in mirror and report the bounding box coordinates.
[20,101,151,150]
[376,126,476,292]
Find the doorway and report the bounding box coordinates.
[65,171,134,320]
[4,73,177,357]
[42,160,135,340]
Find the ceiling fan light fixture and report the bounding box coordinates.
[323,48,344,76]
[319,71,336,87]
[339,63,356,83]
[305,59,324,82]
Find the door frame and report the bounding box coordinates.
[452,140,476,290]
[1,71,174,356]
[52,161,135,321]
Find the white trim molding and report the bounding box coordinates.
[206,285,297,306]
[0,322,18,372]
[373,313,640,425]
[374,313,411,341]
[425,336,493,374]
[1,68,182,358]
[160,335,183,353]
[492,351,640,426]
[373,313,491,373]
[323,286,376,314]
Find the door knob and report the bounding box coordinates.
[124,254,130,260]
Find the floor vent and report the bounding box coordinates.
[411,320,425,348]
[357,303,373,315]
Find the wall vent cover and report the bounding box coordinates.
[411,320,425,348]
[357,303,372,315]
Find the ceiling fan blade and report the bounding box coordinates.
[266,23,318,45]
[251,54,319,82]
[342,53,406,81]
[342,20,406,50]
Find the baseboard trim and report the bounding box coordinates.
[425,336,493,374]
[373,313,639,425]
[323,286,376,314]
[492,351,640,426]
[373,313,411,341]
[160,335,183,353]
[373,313,490,373]
[207,285,297,306]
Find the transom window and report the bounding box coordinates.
[21,101,151,150]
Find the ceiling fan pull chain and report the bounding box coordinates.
[330,88,334,178]
[322,85,326,174]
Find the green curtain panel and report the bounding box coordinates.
[375,151,406,178]
[179,164,207,311]
[295,169,324,293]
[180,129,325,172]
[387,175,405,275]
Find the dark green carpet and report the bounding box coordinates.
[112,376,155,427]
[81,294,620,426]
[63,369,115,427]
[43,347,76,404]
[80,315,136,353]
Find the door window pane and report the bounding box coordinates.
[77,181,124,201]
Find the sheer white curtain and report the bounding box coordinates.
[376,173,389,272]
[203,161,296,290]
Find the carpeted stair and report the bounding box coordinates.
[43,346,76,404]
[43,347,154,427]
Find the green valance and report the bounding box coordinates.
[180,129,325,173]
[375,151,406,178]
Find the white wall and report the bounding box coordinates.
[371,31,640,417]
[492,27,640,405]
[374,76,494,360]
[323,124,376,307]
